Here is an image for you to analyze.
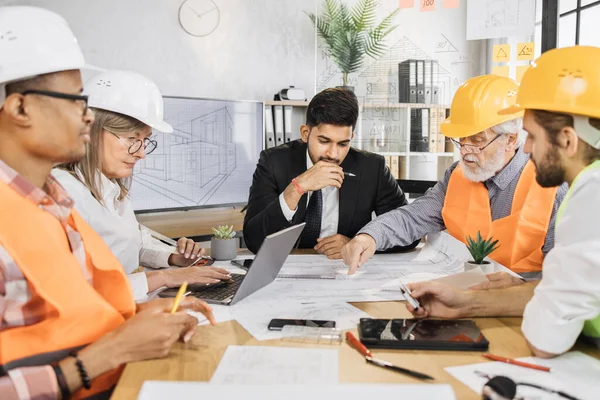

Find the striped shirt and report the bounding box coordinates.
[0,160,89,400]
[360,148,568,256]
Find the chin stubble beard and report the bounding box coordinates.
[461,149,506,182]
[534,149,565,188]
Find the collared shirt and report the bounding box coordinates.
[278,150,340,238]
[359,148,568,257]
[0,160,90,400]
[52,169,174,300]
[522,161,600,354]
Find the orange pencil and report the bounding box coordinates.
[482,353,551,372]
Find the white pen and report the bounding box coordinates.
[399,280,421,310]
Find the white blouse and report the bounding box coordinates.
[52,169,174,300]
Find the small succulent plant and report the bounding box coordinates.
[212,225,236,240]
[465,231,500,264]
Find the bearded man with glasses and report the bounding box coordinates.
[342,75,567,284]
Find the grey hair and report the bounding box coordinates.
[486,118,525,147]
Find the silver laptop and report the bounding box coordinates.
[159,223,305,305]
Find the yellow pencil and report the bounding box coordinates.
[170,281,188,314]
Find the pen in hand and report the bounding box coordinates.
[188,255,212,267]
[170,281,188,314]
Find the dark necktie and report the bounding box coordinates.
[298,189,322,248]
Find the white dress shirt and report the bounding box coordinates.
[522,161,600,354]
[278,151,339,238]
[52,169,174,300]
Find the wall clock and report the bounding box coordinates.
[178,0,220,37]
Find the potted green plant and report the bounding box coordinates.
[211,225,237,261]
[306,0,400,90]
[465,231,500,270]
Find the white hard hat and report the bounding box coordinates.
[86,70,173,133]
[0,6,90,107]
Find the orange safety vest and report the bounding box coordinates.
[0,181,136,399]
[441,161,558,274]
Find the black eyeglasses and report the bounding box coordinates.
[109,132,158,155]
[21,90,89,114]
[448,133,502,154]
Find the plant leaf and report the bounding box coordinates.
[373,7,400,33]
[350,0,376,32]
[306,0,399,75]
[305,12,332,39]
[324,0,342,22]
[364,7,399,59]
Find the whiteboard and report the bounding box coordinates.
[129,96,263,211]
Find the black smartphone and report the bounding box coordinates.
[267,318,336,331]
[230,259,253,270]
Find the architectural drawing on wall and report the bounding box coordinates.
[358,37,452,104]
[316,36,453,153]
[435,34,459,53]
[129,97,263,211]
[317,37,452,105]
[467,0,536,40]
[485,0,519,29]
[316,35,453,153]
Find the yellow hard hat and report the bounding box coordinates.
[499,46,600,119]
[441,74,522,139]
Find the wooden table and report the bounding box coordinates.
[111,303,599,399]
[112,247,600,398]
[135,207,245,240]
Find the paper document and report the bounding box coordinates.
[445,351,600,400]
[232,301,370,341]
[210,346,338,384]
[244,232,474,303]
[138,382,456,400]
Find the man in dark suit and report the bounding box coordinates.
[243,88,414,258]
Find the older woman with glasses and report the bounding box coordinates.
[53,70,231,300]
[343,74,568,283]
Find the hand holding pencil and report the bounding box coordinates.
[99,292,215,364]
[135,290,215,325]
[170,281,189,314]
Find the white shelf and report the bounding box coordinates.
[379,152,454,157]
[410,152,455,156]
[264,100,309,107]
[361,102,450,109]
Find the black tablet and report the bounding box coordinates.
[358,318,489,351]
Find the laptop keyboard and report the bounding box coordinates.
[189,273,245,301]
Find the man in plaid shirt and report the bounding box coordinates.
[0,6,215,400]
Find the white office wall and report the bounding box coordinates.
[3,0,484,101]
[2,0,317,101]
